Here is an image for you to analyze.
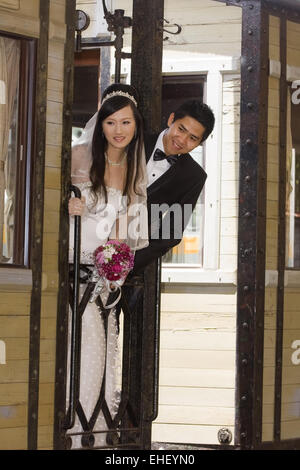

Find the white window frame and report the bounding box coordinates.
[160,54,240,285]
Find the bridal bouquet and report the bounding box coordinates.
[90,240,134,306]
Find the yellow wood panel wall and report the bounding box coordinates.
[0,0,67,450]
[0,0,40,451]
[0,292,31,449]
[0,0,39,37]
[261,15,280,443]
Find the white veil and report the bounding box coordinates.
[71,107,149,252]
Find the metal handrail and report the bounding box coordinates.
[64,184,82,430]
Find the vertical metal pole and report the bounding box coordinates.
[236,0,269,449]
[130,0,164,449]
[131,0,164,134]
[53,0,76,450]
[64,186,82,430]
[27,0,50,450]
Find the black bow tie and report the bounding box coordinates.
[153,148,179,166]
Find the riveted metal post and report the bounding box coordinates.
[235,0,269,450]
[53,0,76,450]
[131,0,164,134]
[129,0,164,449]
[27,0,50,450]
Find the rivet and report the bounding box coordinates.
[244,212,251,218]
[248,29,253,35]
[246,139,252,145]
[40,63,46,71]
[242,358,248,365]
[243,285,250,292]
[247,65,253,72]
[249,4,254,9]
[242,322,249,329]
[241,395,247,401]
[244,175,251,183]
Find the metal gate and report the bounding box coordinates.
[53,184,160,450]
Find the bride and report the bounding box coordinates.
[67,83,148,449]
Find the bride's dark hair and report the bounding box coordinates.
[90,83,144,204]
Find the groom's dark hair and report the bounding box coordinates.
[173,100,215,143]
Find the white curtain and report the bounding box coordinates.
[0,37,20,261]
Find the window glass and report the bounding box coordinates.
[0,36,20,264]
[286,87,300,268]
[0,34,34,266]
[161,75,205,266]
[162,145,205,265]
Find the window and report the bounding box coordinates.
[286,87,300,268]
[73,49,100,128]
[161,75,206,266]
[0,33,35,266]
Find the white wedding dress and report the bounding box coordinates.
[67,182,124,449]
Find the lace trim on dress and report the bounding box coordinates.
[74,181,123,196]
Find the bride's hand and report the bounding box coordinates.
[68,196,86,216]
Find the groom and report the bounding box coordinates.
[133,98,215,273]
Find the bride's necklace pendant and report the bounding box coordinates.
[105,152,126,166]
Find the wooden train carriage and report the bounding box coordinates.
[0,0,300,451]
[0,0,75,449]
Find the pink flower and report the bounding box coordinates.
[94,239,134,283]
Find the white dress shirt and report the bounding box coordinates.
[147,130,171,187]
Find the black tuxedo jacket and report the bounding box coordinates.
[133,133,207,272]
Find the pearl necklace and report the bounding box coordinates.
[105,152,126,166]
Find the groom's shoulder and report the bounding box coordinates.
[182,154,207,185]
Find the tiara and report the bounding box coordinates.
[102,90,138,107]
